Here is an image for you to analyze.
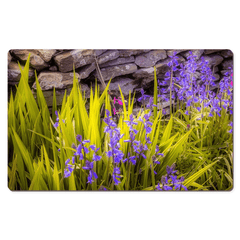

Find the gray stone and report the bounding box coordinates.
[11,49,49,71]
[97,50,119,64]
[132,67,155,80]
[135,50,167,68]
[100,77,140,96]
[204,50,222,54]
[100,56,135,68]
[166,50,188,57]
[197,54,224,67]
[54,49,96,72]
[8,51,12,65]
[77,50,120,79]
[95,63,138,81]
[32,71,81,90]
[8,61,35,83]
[118,49,151,57]
[180,50,204,60]
[221,59,233,69]
[95,50,108,56]
[220,50,233,58]
[49,66,58,71]
[77,63,96,79]
[37,49,57,62]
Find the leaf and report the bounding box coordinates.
[184,161,218,187]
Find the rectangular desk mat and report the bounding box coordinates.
[8,49,233,191]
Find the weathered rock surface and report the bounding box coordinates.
[8,51,12,65]
[97,50,119,64]
[100,56,135,68]
[95,63,138,81]
[118,50,151,57]
[8,62,35,84]
[135,50,167,68]
[54,50,119,73]
[76,50,120,79]
[133,67,155,80]
[11,49,49,70]
[49,66,58,71]
[36,50,57,62]
[180,50,204,60]
[54,49,96,72]
[32,72,81,90]
[197,54,224,67]
[204,50,222,55]
[100,77,139,96]
[77,63,96,79]
[220,50,233,58]
[221,59,233,69]
[167,50,188,57]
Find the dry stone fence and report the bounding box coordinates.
[8,49,233,113]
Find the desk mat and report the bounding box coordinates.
[8,49,233,191]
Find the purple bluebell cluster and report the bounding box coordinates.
[104,110,124,185]
[63,134,101,184]
[64,158,74,178]
[82,160,98,184]
[157,51,233,123]
[138,89,149,103]
[156,164,188,191]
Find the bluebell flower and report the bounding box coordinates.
[138,89,150,103]
[82,160,98,184]
[64,158,74,178]
[112,167,121,185]
[123,153,136,165]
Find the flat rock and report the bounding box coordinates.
[220,50,233,58]
[8,61,35,83]
[54,50,119,73]
[166,50,188,57]
[11,49,49,70]
[197,54,224,67]
[100,56,135,68]
[204,50,222,54]
[54,49,96,72]
[100,77,140,96]
[95,50,108,56]
[36,49,57,62]
[132,66,155,80]
[118,49,151,57]
[32,71,81,90]
[180,50,204,60]
[77,50,120,79]
[97,50,119,64]
[221,59,233,69]
[135,50,167,68]
[95,63,138,81]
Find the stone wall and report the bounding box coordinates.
[8,49,233,112]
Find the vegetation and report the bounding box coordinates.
[8,53,233,191]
